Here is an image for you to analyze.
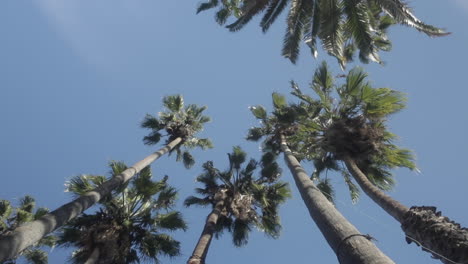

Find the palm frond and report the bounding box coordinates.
[215,7,231,25]
[33,207,49,220]
[246,127,265,141]
[184,196,211,207]
[260,0,289,32]
[0,200,12,221]
[373,0,449,36]
[362,87,406,117]
[272,93,287,109]
[141,114,163,130]
[232,219,251,247]
[318,0,345,67]
[66,175,105,197]
[316,178,335,203]
[304,0,320,58]
[142,131,162,146]
[153,233,181,257]
[163,95,184,112]
[342,171,360,204]
[197,0,219,14]
[23,248,48,264]
[155,186,178,209]
[37,234,57,248]
[343,0,380,64]
[249,105,268,120]
[226,0,270,31]
[19,196,35,213]
[282,0,311,63]
[155,212,187,231]
[228,146,247,170]
[182,151,195,169]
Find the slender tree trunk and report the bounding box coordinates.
[280,135,394,264]
[0,138,183,262]
[187,199,225,264]
[84,247,100,264]
[343,156,408,222]
[344,156,468,264]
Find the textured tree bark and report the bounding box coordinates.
[401,206,468,264]
[84,247,100,264]
[187,199,225,264]
[280,135,394,264]
[344,156,468,264]
[0,137,183,262]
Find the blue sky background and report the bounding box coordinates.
[1,0,467,263]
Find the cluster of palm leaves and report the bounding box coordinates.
[198,0,448,66]
[185,147,290,263]
[141,95,213,169]
[59,162,186,264]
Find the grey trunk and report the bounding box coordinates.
[344,156,468,264]
[84,247,100,264]
[280,135,394,264]
[0,137,183,261]
[187,199,225,264]
[343,156,408,222]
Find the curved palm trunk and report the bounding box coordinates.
[280,135,394,264]
[343,156,408,222]
[344,156,468,264]
[187,199,225,264]
[0,137,183,262]
[84,247,100,264]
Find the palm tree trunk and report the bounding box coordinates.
[187,199,225,264]
[344,156,468,264]
[280,135,394,264]
[84,247,100,264]
[0,137,183,262]
[343,156,408,222]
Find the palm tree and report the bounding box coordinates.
[197,0,448,66]
[0,95,212,262]
[281,62,468,263]
[248,94,395,263]
[185,146,290,264]
[58,161,187,264]
[0,196,56,264]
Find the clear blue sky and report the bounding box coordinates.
[1,1,467,263]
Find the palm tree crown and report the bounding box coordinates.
[197,0,448,66]
[58,161,187,264]
[0,196,56,264]
[185,146,290,246]
[248,61,416,202]
[292,62,416,198]
[141,95,213,169]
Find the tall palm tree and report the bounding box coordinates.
[197,0,448,65]
[58,161,187,264]
[185,146,290,264]
[248,99,394,264]
[0,95,212,262]
[281,62,468,263]
[0,196,56,264]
